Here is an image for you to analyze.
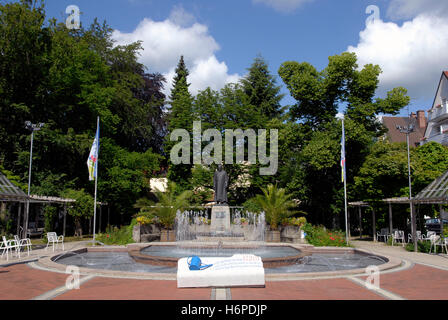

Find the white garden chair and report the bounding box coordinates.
[429,234,448,254]
[1,236,20,261]
[376,228,389,242]
[45,232,64,252]
[392,230,405,246]
[14,235,32,256]
[408,231,424,243]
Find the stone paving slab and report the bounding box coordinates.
[0,264,68,300]
[351,240,448,269]
[54,277,211,300]
[230,278,385,300]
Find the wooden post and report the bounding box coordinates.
[359,206,362,239]
[107,205,110,229]
[17,203,22,237]
[372,207,376,242]
[347,207,351,238]
[411,202,417,248]
[389,203,393,235]
[99,204,102,233]
[63,205,67,237]
[23,201,29,237]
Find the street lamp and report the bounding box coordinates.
[23,121,45,238]
[396,115,417,252]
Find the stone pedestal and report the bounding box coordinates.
[210,205,231,234]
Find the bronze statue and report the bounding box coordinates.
[213,164,228,205]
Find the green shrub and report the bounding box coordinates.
[43,206,57,232]
[302,223,349,247]
[405,240,432,253]
[281,216,307,227]
[252,184,297,230]
[96,219,137,245]
[134,182,191,230]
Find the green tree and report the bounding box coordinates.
[0,1,165,231]
[99,138,161,219]
[355,141,448,201]
[240,55,285,121]
[189,165,214,206]
[278,52,409,128]
[135,182,192,230]
[413,142,448,192]
[0,0,51,168]
[166,56,195,190]
[278,52,410,227]
[62,189,94,236]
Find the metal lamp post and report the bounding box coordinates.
[23,121,45,238]
[396,115,417,252]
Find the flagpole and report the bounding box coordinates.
[342,119,349,245]
[93,116,99,245]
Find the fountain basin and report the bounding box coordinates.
[34,243,403,281]
[128,244,312,268]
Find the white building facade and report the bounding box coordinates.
[423,71,448,146]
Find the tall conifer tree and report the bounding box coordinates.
[241,56,284,123]
[166,56,194,190]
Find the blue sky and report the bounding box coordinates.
[43,0,448,117]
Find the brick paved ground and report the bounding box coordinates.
[1,240,448,300]
[1,262,448,300]
[0,264,67,300]
[359,264,448,300]
[231,278,385,300]
[55,277,211,300]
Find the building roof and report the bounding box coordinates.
[29,195,76,204]
[413,169,448,204]
[0,172,28,201]
[382,116,426,146]
[0,171,78,204]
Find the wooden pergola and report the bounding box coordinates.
[0,171,76,237]
[349,169,448,242]
[348,201,375,241]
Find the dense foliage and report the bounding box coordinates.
[302,223,348,247]
[0,1,164,234]
[134,182,192,229]
[1,0,445,238]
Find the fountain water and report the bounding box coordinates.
[175,210,266,243]
[172,209,267,257]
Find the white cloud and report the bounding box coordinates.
[387,0,448,20]
[112,7,240,96]
[252,0,313,13]
[168,5,196,27]
[347,14,448,102]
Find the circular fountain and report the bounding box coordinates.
[128,210,311,268]
[40,210,402,279]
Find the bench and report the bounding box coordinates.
[177,254,265,288]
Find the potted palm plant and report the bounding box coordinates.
[135,182,192,242]
[253,184,297,242]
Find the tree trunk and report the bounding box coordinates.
[74,218,83,237]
